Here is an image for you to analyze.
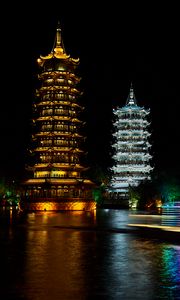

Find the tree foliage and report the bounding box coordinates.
[129,169,180,209]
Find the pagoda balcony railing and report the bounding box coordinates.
[112,163,152,167]
[116,145,151,150]
[111,176,148,180]
[40,128,78,134]
[111,177,149,181]
[114,112,149,118]
[115,141,148,145]
[112,150,148,155]
[115,114,149,120]
[113,134,148,137]
[112,169,153,173]
[35,146,82,152]
[38,158,82,164]
[34,174,80,178]
[38,159,82,164]
[35,165,81,169]
[113,133,149,138]
[39,142,78,147]
[112,147,149,152]
[34,162,82,167]
[113,156,152,162]
[39,70,78,77]
[35,132,83,138]
[115,126,147,130]
[38,101,82,109]
[114,151,149,155]
[112,164,153,169]
[39,86,80,94]
[123,135,151,139]
[44,77,75,83]
[115,119,150,124]
[115,130,149,134]
[36,116,82,123]
[38,157,80,162]
[115,108,150,114]
[113,153,152,158]
[41,112,76,117]
[113,161,150,165]
[114,139,148,142]
[39,97,73,103]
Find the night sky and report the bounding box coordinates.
[0,3,179,180]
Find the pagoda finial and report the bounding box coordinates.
[51,21,66,55]
[56,21,62,48]
[126,82,137,106]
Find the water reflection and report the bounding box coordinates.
[0,208,180,299]
[25,229,88,299]
[159,245,180,298]
[108,235,158,299]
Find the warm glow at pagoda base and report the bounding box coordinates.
[23,201,96,211]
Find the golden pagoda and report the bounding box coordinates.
[22,23,96,211]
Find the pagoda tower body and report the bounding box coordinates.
[108,85,153,206]
[22,24,96,211]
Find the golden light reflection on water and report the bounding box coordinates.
[24,215,89,299]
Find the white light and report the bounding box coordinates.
[108,88,153,199]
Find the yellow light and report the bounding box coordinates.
[71,172,77,176]
[155,199,162,208]
[26,201,96,211]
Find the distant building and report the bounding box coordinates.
[22,23,96,211]
[108,84,153,207]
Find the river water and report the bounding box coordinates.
[0,208,180,300]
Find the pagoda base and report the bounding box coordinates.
[21,199,96,211]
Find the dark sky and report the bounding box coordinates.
[0,3,179,179]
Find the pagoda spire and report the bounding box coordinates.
[126,82,137,106]
[51,21,66,56]
[38,21,79,63]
